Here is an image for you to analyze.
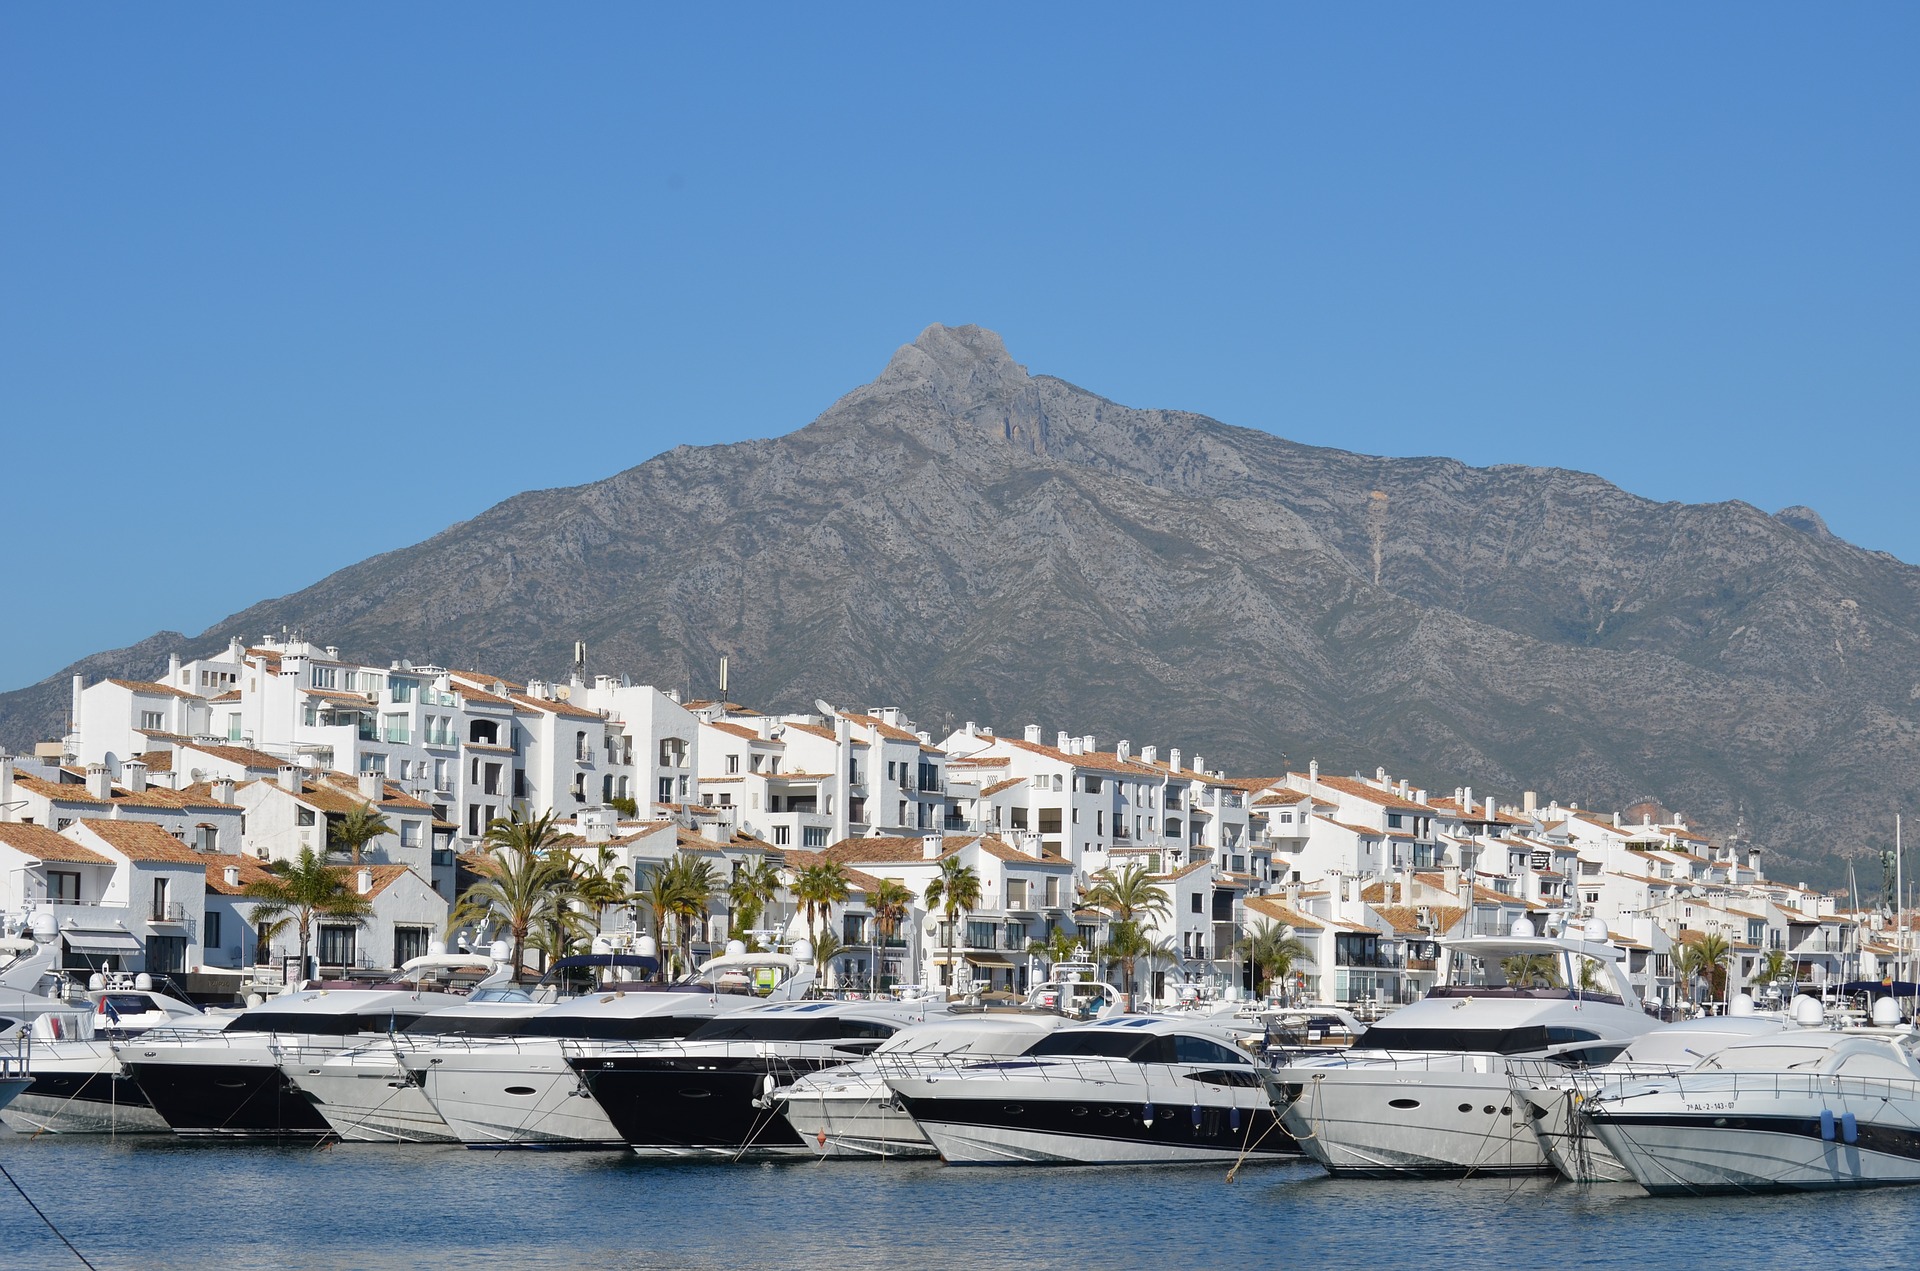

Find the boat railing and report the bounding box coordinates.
[875,1052,1163,1089]
[1,1033,28,1079]
[1601,1069,1920,1105]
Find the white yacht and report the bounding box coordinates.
[121,960,499,1138]
[413,951,813,1148]
[3,986,212,1135]
[1267,925,1657,1177]
[772,1012,1070,1158]
[883,1015,1294,1166]
[1509,1009,1793,1181]
[1583,1023,1920,1193]
[573,998,939,1157]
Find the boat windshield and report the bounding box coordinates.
[681,1016,898,1044]
[1024,1031,1250,1066]
[1355,1023,1621,1060]
[1438,947,1618,1001]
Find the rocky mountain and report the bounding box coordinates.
[6,324,1917,887]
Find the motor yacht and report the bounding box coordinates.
[1509,1009,1793,1181]
[1266,924,1658,1177]
[121,959,501,1138]
[1583,1020,1920,1193]
[765,1011,1065,1158]
[572,998,938,1157]
[413,950,814,1148]
[3,986,212,1135]
[884,1015,1294,1166]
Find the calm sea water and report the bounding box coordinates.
[3,1138,1917,1271]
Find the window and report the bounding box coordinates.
[390,679,414,703]
[361,753,388,776]
[660,738,685,767]
[773,826,791,846]
[298,807,317,827]
[206,910,222,950]
[383,714,410,744]
[400,821,421,848]
[434,759,450,790]
[1044,877,1060,907]
[659,777,673,804]
[802,826,827,848]
[1007,879,1027,907]
[140,710,164,730]
[1387,812,1404,829]
[576,731,590,761]
[310,666,337,689]
[195,824,218,852]
[227,712,244,741]
[47,870,80,903]
[303,703,319,727]
[151,877,171,921]
[725,753,740,774]
[318,925,358,968]
[1038,809,1062,834]
[393,926,432,964]
[1191,893,1203,914]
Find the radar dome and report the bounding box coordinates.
[635,935,658,959]
[1791,995,1826,1025]
[791,938,814,963]
[1582,916,1610,942]
[724,939,747,958]
[133,973,152,990]
[488,939,511,963]
[1872,997,1903,1027]
[29,910,57,941]
[1510,917,1535,939]
[88,973,105,991]
[1728,992,1756,1017]
[427,937,446,958]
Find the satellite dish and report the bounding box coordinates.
[814,699,836,718]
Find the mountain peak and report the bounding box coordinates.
[839,323,1050,451]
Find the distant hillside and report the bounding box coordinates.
[6,324,1916,887]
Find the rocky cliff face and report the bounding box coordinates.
[6,324,1915,885]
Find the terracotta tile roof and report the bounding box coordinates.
[1242,895,1345,932]
[1314,815,1382,837]
[1152,860,1211,883]
[705,720,775,743]
[1297,773,1426,812]
[105,678,200,700]
[779,720,840,743]
[777,849,890,894]
[1254,791,1307,807]
[947,757,1010,768]
[1220,776,1285,793]
[209,689,242,703]
[1371,903,1464,935]
[12,773,106,804]
[138,751,175,773]
[840,712,921,743]
[980,778,1025,797]
[0,822,112,864]
[449,671,526,695]
[179,742,292,772]
[509,692,602,720]
[822,833,1068,870]
[988,737,1164,778]
[203,854,277,895]
[75,819,208,863]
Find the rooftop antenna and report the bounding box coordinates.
[572,641,587,679]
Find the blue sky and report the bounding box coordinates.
[3,6,1914,691]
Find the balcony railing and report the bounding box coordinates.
[150,901,189,924]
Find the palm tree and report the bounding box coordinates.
[727,856,783,950]
[868,877,914,993]
[794,860,851,952]
[1081,863,1171,1002]
[664,854,721,970]
[329,801,393,868]
[1500,952,1565,989]
[811,929,844,983]
[923,853,981,999]
[1677,932,1733,1004]
[244,847,374,981]
[573,845,630,937]
[1025,924,1083,971]
[447,809,574,980]
[1236,920,1314,1001]
[1757,947,1793,989]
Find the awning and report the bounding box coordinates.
[964,954,1015,968]
[63,930,142,955]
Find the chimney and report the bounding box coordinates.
[1083,736,1096,753]
[1443,863,1463,896]
[278,765,301,793]
[357,770,383,802]
[0,752,14,822]
[1376,766,1387,782]
[1308,759,1318,785]
[757,717,776,740]
[1613,810,1622,828]
[86,763,113,800]
[1056,731,1072,752]
[1140,745,1157,766]
[581,807,613,844]
[1193,756,1204,775]
[965,721,977,737]
[324,646,340,660]
[702,821,728,843]
[922,833,944,860]
[71,674,84,739]
[1462,786,1473,815]
[1022,831,1043,858]
[1415,788,1427,805]
[123,758,148,793]
[169,653,183,686]
[1116,740,1131,762]
[356,866,374,895]
[223,864,241,889]
[1523,790,1538,815]
[213,777,236,805]
[1170,748,1182,772]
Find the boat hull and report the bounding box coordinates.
[3,1054,169,1135]
[1270,1061,1550,1177]
[1588,1095,1920,1194]
[123,1055,333,1138]
[283,1051,456,1144]
[774,1081,936,1159]
[573,1055,832,1156]
[416,1041,624,1149]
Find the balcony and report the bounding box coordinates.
[150,901,190,924]
[1334,948,1405,970]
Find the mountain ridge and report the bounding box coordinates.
[5,323,1914,887]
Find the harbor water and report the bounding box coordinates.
[4,1139,1918,1270]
